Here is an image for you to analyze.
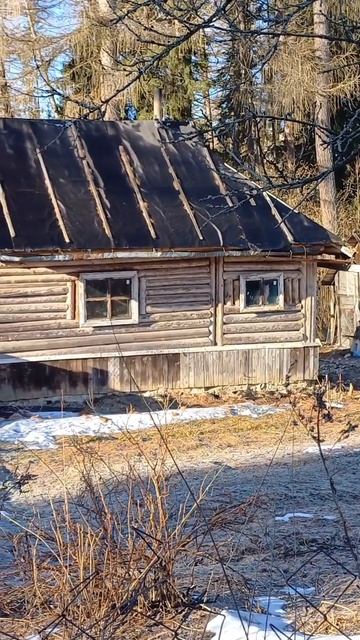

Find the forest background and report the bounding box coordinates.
[1,0,360,237]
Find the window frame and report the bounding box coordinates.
[79,271,139,327]
[239,272,284,312]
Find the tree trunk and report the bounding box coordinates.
[96,0,122,120]
[284,120,296,173]
[313,0,337,233]
[0,59,13,117]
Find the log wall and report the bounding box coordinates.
[220,258,316,346]
[0,255,319,398]
[0,258,214,358]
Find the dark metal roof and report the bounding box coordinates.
[0,117,343,256]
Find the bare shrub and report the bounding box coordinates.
[0,432,249,639]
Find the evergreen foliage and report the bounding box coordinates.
[0,0,359,234]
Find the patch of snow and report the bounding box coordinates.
[275,512,336,522]
[325,401,344,409]
[207,596,360,640]
[207,597,289,640]
[275,512,313,522]
[304,443,344,453]
[29,411,79,419]
[281,585,315,596]
[0,402,284,450]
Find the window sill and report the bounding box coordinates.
[241,305,285,313]
[80,318,139,327]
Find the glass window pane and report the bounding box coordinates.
[110,278,132,298]
[112,298,131,318]
[85,278,108,298]
[86,299,108,319]
[264,279,279,305]
[246,280,261,306]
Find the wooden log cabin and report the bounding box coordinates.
[0,117,348,401]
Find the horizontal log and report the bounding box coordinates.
[0,267,67,276]
[61,267,210,279]
[145,276,210,285]
[0,327,211,353]
[223,304,302,315]
[0,295,68,306]
[58,259,210,272]
[0,319,211,343]
[144,318,210,331]
[0,266,209,285]
[146,310,212,321]
[224,270,301,280]
[223,259,302,269]
[0,303,68,314]
[0,286,69,297]
[142,319,210,331]
[146,303,211,313]
[6,337,212,359]
[0,313,67,323]
[224,311,303,323]
[0,320,78,333]
[145,285,210,296]
[146,294,211,305]
[224,321,303,334]
[223,331,303,345]
[136,267,210,277]
[0,275,75,284]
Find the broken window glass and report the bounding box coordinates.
[245,279,262,306]
[263,279,280,305]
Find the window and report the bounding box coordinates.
[240,273,283,311]
[80,272,139,326]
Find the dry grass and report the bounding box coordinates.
[0,431,252,639]
[11,386,359,492]
[289,577,360,635]
[2,385,360,638]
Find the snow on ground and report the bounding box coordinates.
[0,402,284,450]
[275,512,336,522]
[304,443,344,453]
[281,586,315,596]
[207,596,360,640]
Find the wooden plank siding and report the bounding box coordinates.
[0,346,318,401]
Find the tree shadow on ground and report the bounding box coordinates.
[1,441,359,609]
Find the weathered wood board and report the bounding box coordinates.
[0,346,319,401]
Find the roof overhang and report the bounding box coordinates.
[0,246,351,266]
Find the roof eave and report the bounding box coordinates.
[0,244,347,264]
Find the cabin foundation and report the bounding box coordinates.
[0,345,319,402]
